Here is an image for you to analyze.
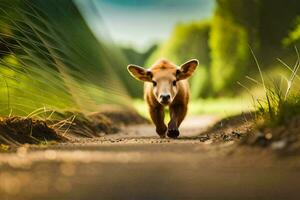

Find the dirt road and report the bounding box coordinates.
[1,116,300,200]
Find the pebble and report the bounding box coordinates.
[271,140,287,150]
[199,134,210,142]
[232,131,241,138]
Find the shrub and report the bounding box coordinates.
[209,0,259,95]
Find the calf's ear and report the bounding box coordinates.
[176,59,198,80]
[127,64,152,82]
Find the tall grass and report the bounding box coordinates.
[250,46,300,126]
[0,0,132,118]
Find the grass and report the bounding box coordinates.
[250,47,300,127]
[237,48,300,150]
[189,97,253,116]
[133,97,254,120]
[0,1,143,148]
[0,0,132,118]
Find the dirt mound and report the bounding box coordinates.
[53,108,148,138]
[52,111,119,138]
[0,117,66,147]
[203,112,255,143]
[242,115,300,153]
[0,107,148,149]
[205,112,300,153]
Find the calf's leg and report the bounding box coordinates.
[149,105,167,138]
[167,104,187,138]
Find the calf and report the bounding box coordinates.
[127,59,198,138]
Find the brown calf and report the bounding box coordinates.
[127,59,198,138]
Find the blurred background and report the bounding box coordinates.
[0,0,300,118]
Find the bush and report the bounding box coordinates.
[209,0,259,95]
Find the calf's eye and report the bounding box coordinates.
[152,81,157,87]
[172,80,176,86]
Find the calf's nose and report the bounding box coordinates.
[160,94,170,102]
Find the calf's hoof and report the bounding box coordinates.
[156,127,167,138]
[167,128,180,138]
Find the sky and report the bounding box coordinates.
[77,0,215,52]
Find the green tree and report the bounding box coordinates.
[209,0,259,95]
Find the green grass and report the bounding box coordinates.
[133,97,254,119]
[0,0,133,118]
[189,97,253,117]
[250,47,300,127]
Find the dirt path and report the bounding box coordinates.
[1,116,300,200]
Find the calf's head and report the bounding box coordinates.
[127,59,198,105]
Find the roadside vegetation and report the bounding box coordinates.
[0,0,144,149]
[254,48,300,127]
[0,0,135,117]
[242,48,300,151]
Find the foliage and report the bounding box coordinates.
[252,48,300,127]
[0,0,133,117]
[209,0,259,95]
[259,0,300,60]
[283,17,300,47]
[209,0,300,95]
